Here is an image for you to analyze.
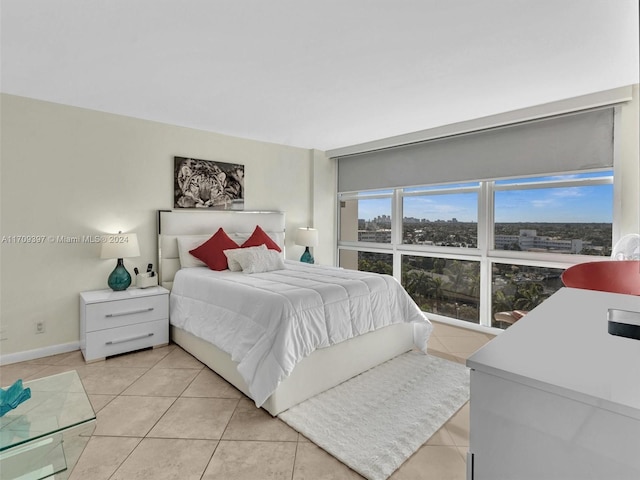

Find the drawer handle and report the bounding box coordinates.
[105,307,154,318]
[105,333,154,345]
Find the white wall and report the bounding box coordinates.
[311,148,337,263]
[0,94,335,360]
[614,84,640,239]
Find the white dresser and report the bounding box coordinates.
[467,287,640,480]
[80,286,170,362]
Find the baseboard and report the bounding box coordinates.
[0,341,80,366]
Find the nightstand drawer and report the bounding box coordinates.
[85,295,168,332]
[84,319,168,362]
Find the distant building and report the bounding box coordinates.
[495,229,584,254]
[358,229,392,243]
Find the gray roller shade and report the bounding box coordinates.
[337,108,614,193]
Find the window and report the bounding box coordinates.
[491,263,565,328]
[336,106,619,330]
[337,170,614,330]
[494,174,613,256]
[403,255,480,323]
[402,183,479,247]
[339,250,393,274]
[339,191,393,244]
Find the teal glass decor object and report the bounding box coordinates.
[100,232,140,291]
[295,227,318,265]
[107,258,132,291]
[0,379,31,417]
[300,247,315,264]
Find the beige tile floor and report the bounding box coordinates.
[0,320,494,480]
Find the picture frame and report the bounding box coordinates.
[174,156,244,210]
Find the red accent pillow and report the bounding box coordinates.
[189,228,240,270]
[241,225,282,252]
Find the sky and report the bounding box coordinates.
[356,172,613,223]
[494,185,612,223]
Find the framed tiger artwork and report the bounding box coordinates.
[174,157,244,210]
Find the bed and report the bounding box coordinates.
[158,209,432,415]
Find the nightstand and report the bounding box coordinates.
[79,286,169,363]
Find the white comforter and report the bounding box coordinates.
[170,261,432,406]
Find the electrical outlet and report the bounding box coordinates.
[35,321,46,334]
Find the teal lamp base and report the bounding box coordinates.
[108,258,132,291]
[300,247,315,264]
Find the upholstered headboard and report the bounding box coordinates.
[157,210,286,290]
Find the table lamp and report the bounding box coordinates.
[100,232,140,291]
[295,227,318,264]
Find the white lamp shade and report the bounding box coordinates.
[100,233,140,259]
[295,227,319,247]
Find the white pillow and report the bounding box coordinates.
[224,245,266,272]
[224,245,264,271]
[176,235,211,268]
[224,245,285,274]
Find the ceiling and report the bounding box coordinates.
[1,0,638,152]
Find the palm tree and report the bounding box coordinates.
[372,260,392,275]
[406,270,431,301]
[433,258,446,274]
[468,270,481,298]
[513,282,547,311]
[427,276,445,311]
[492,289,514,314]
[444,260,465,293]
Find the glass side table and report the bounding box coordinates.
[0,371,96,480]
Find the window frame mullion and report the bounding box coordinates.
[478,181,492,327]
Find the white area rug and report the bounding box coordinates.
[278,351,470,480]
